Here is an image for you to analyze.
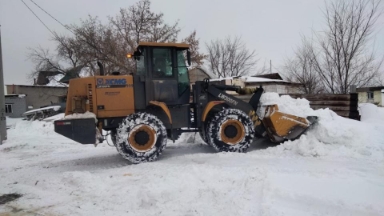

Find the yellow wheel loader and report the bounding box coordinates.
[54,42,317,163]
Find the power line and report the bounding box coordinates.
[29,0,74,34]
[20,0,56,37]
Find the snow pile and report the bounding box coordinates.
[64,111,97,123]
[1,95,384,215]
[6,117,22,129]
[8,114,66,138]
[22,105,61,116]
[11,118,55,137]
[259,92,316,118]
[258,93,384,161]
[359,103,384,123]
[43,113,65,122]
[45,74,69,87]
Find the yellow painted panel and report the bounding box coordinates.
[66,77,95,115]
[65,75,136,118]
[95,75,135,118]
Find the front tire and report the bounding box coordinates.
[116,112,167,163]
[206,108,254,152]
[110,129,117,145]
[199,130,208,144]
[199,114,215,145]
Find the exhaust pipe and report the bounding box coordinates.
[97,61,104,76]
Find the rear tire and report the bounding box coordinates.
[116,112,167,164]
[206,108,254,152]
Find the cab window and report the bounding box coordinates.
[177,50,189,95]
[136,49,146,76]
[152,48,173,78]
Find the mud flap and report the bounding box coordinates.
[54,118,96,144]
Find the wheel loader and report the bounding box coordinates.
[54,42,316,163]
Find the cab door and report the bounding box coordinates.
[149,47,179,103]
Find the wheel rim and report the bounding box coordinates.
[220,119,245,145]
[128,125,157,152]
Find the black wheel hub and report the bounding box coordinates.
[224,125,238,138]
[135,131,150,145]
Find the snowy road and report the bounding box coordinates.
[1,98,384,215]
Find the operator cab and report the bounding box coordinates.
[132,42,191,106]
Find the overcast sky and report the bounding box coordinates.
[1,0,383,86]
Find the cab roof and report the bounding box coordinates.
[138,42,189,49]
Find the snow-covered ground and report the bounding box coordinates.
[1,94,384,216]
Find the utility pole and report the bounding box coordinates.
[270,60,272,73]
[0,26,7,144]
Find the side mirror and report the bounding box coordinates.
[133,50,142,61]
[187,50,191,66]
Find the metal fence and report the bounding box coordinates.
[282,93,360,120]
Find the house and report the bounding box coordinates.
[5,94,27,118]
[6,85,68,116]
[34,66,82,86]
[4,67,83,117]
[356,86,384,106]
[188,67,216,87]
[251,73,284,80]
[210,73,303,94]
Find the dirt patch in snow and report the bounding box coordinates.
[0,194,22,205]
[1,144,28,153]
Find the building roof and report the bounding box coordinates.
[243,77,286,83]
[210,76,301,86]
[36,71,61,85]
[189,67,217,79]
[252,73,283,80]
[6,84,68,89]
[35,66,83,86]
[5,94,26,98]
[138,42,189,49]
[356,86,384,92]
[210,77,234,82]
[59,66,82,84]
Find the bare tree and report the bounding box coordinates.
[206,36,258,78]
[182,30,207,68]
[28,0,189,81]
[318,0,383,93]
[110,0,179,47]
[29,33,82,73]
[284,37,323,94]
[371,68,384,85]
[255,60,274,75]
[29,46,64,75]
[284,0,383,94]
[69,16,131,75]
[28,33,85,86]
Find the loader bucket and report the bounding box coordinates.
[261,105,317,143]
